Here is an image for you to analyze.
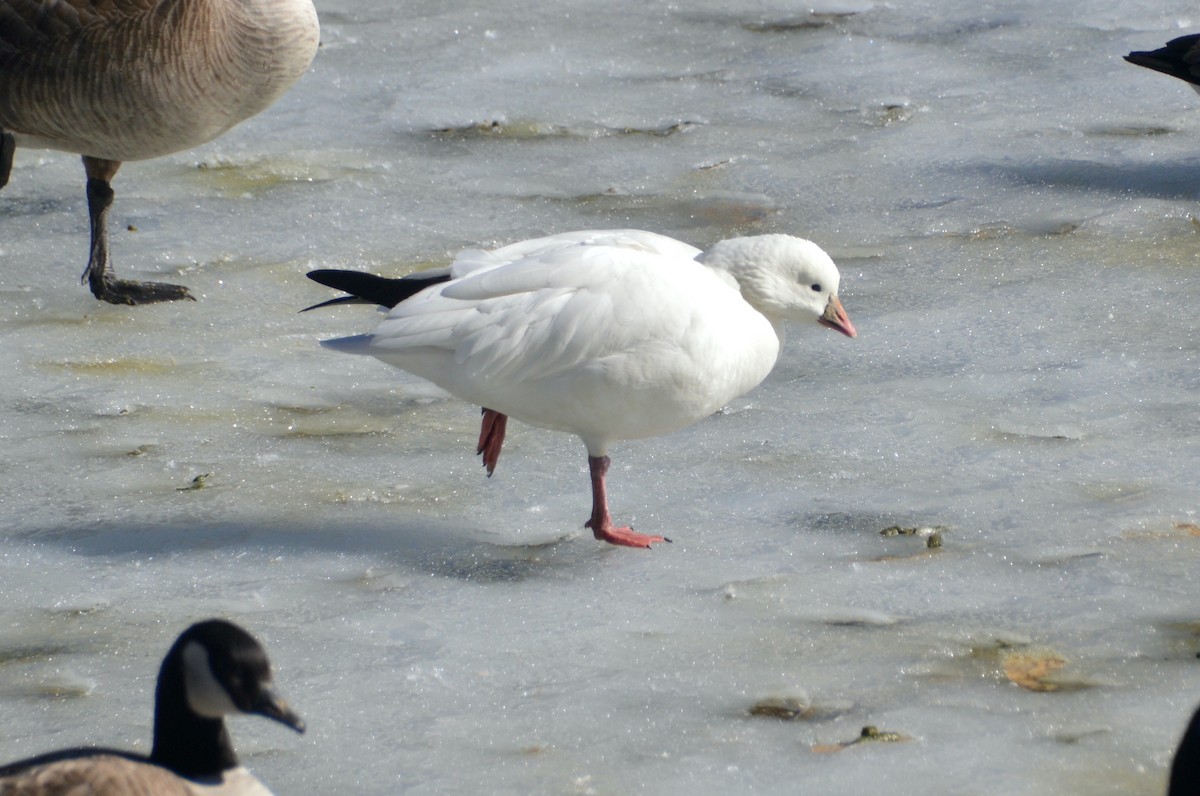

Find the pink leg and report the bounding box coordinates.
[476,408,507,476]
[584,455,669,548]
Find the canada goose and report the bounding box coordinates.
[1125,35,1200,96]
[0,0,319,305]
[305,229,856,548]
[0,619,304,795]
[1170,702,1200,795]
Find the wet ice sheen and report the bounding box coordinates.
[1,1,1199,794]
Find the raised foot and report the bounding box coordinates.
[586,521,671,549]
[91,277,195,305]
[476,408,507,476]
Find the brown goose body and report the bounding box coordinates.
[0,0,319,304]
[0,755,273,796]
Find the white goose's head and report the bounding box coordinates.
[697,234,857,337]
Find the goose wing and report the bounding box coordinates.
[0,0,156,139]
[0,0,156,61]
[349,233,730,389]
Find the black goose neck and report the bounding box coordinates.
[149,639,239,779]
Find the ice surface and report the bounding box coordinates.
[1,1,1198,794]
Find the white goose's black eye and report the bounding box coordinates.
[810,283,822,293]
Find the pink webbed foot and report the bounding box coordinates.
[585,519,670,549]
[585,454,670,549]
[476,408,507,476]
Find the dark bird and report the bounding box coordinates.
[0,619,304,795]
[0,0,319,304]
[1125,34,1200,94]
[1170,701,1200,796]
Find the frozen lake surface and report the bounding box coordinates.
[1,0,1198,793]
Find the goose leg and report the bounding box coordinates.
[476,408,507,476]
[584,455,669,549]
[0,131,14,188]
[82,155,194,305]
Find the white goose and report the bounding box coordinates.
[0,619,304,795]
[0,0,319,305]
[306,229,857,548]
[1125,35,1200,95]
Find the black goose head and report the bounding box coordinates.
[151,620,304,779]
[1171,703,1200,796]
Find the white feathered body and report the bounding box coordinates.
[324,231,784,455]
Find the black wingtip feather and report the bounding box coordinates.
[305,269,452,310]
[299,294,374,313]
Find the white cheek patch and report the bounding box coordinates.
[182,641,241,719]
